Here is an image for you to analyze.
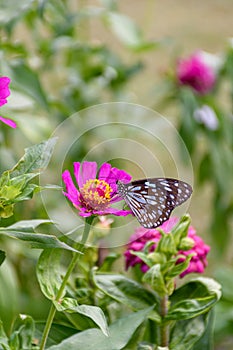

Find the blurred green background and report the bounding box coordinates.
[0,1,233,349]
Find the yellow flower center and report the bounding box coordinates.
[80,179,113,211]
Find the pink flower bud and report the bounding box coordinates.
[177,52,216,95]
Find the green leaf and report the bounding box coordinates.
[104,12,142,48]
[0,138,57,217]
[104,12,158,51]
[37,249,64,300]
[0,203,13,219]
[129,250,154,268]
[178,89,198,155]
[167,277,221,321]
[156,232,177,255]
[54,297,109,337]
[0,261,19,334]
[47,307,153,350]
[0,220,78,251]
[0,0,34,26]
[166,255,192,279]
[98,252,120,272]
[0,320,10,349]
[9,60,49,110]
[169,313,209,350]
[93,273,158,311]
[192,309,214,350]
[143,264,167,297]
[0,251,6,266]
[35,322,77,348]
[214,265,233,302]
[9,138,57,178]
[171,214,191,245]
[13,183,38,202]
[9,314,35,350]
[2,219,51,232]
[198,153,212,185]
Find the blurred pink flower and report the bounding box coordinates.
[0,76,17,128]
[124,217,210,278]
[62,161,132,218]
[177,52,216,95]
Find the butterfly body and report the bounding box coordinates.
[117,178,192,228]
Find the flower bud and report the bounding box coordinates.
[147,252,166,265]
[157,232,177,255]
[178,237,195,251]
[176,51,216,95]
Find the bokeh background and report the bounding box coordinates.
[0,1,233,349]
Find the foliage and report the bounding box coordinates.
[0,0,231,349]
[155,46,233,255]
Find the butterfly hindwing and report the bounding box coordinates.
[117,178,192,229]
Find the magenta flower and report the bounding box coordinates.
[124,217,210,278]
[62,161,132,217]
[0,76,17,128]
[177,52,216,95]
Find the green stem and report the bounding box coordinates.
[159,295,169,347]
[39,217,94,350]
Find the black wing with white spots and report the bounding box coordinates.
[117,178,192,229]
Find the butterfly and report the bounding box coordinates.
[117,178,192,229]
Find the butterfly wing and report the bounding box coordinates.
[118,178,192,229]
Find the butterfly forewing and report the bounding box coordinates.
[117,178,192,229]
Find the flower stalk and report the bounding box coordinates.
[39,216,94,350]
[158,295,169,347]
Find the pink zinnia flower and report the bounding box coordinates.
[124,217,210,278]
[62,161,132,217]
[177,52,216,95]
[0,76,17,128]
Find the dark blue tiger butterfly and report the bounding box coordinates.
[117,178,192,229]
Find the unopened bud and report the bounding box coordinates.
[147,252,166,265]
[179,237,195,251]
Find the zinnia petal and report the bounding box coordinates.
[73,162,81,186]
[95,207,132,216]
[62,170,80,207]
[98,163,112,180]
[62,161,132,218]
[0,77,11,106]
[109,167,132,194]
[78,161,97,188]
[0,116,17,128]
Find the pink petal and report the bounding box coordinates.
[0,99,8,107]
[94,207,132,216]
[111,168,132,183]
[0,77,11,106]
[0,116,17,128]
[98,163,112,180]
[160,217,179,232]
[63,191,80,208]
[78,161,97,188]
[109,168,132,193]
[62,170,80,206]
[79,211,92,217]
[0,76,11,89]
[73,162,81,186]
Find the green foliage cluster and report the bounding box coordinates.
[156,46,233,254]
[0,0,232,349]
